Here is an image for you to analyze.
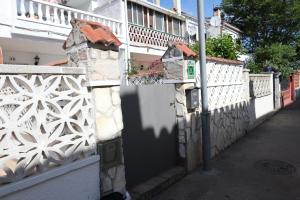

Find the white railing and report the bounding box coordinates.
[249,74,272,98]
[128,23,185,48]
[0,65,96,185]
[16,0,123,37]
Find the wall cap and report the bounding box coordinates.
[0,156,100,198]
[206,56,243,65]
[0,65,86,75]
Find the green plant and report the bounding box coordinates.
[246,43,296,77]
[126,59,139,76]
[246,60,261,74]
[190,34,244,60]
[222,0,300,51]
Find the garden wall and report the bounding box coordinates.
[249,73,274,127]
[0,65,100,200]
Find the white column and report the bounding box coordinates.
[29,0,34,18]
[67,10,71,25]
[20,0,26,17]
[173,0,181,14]
[60,8,65,24]
[38,3,43,21]
[45,5,50,22]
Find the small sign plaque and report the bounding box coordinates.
[187,60,196,79]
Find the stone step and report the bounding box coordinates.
[129,166,186,200]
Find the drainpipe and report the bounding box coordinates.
[197,0,211,171]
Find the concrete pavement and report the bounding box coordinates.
[155,101,300,200]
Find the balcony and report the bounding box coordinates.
[128,23,185,50]
[11,0,123,40]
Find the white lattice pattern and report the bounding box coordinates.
[0,74,96,185]
[128,76,163,85]
[206,62,245,110]
[129,23,185,48]
[249,75,271,98]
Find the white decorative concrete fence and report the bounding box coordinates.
[0,65,100,200]
[206,58,250,157]
[174,59,280,171]
[174,58,249,171]
[249,73,274,126]
[16,0,123,37]
[206,59,246,110]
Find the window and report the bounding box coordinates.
[155,12,164,31]
[143,7,148,27]
[149,9,154,29]
[168,16,172,33]
[127,2,132,23]
[132,3,137,24]
[137,5,143,25]
[129,3,144,26]
[173,18,181,35]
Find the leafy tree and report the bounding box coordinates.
[246,43,296,76]
[222,0,300,51]
[190,35,243,60]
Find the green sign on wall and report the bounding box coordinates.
[187,60,196,79]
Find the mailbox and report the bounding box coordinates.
[97,137,123,170]
[186,89,199,110]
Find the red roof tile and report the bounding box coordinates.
[46,59,68,66]
[0,47,3,64]
[174,42,197,58]
[64,19,121,49]
[206,56,243,65]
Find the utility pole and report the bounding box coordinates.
[197,0,211,171]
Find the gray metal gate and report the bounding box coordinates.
[120,84,178,188]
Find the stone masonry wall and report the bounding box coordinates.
[175,84,202,172]
[210,102,250,157]
[93,86,126,195]
[67,45,120,81]
[175,62,252,172]
[94,86,123,141]
[66,41,126,196]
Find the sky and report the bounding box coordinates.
[159,0,222,17]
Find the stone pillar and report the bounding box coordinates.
[243,69,250,102]
[93,86,126,196]
[175,83,202,172]
[242,69,252,129]
[0,47,3,64]
[64,19,126,197]
[273,73,281,110]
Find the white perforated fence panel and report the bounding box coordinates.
[0,74,96,185]
[206,62,246,111]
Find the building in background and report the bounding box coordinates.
[126,0,186,73]
[0,0,126,65]
[182,7,242,44]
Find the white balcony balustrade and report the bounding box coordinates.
[128,23,185,49]
[15,0,123,38]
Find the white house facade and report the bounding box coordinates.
[126,0,186,73]
[0,0,126,65]
[182,7,242,44]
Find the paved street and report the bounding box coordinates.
[155,101,300,200]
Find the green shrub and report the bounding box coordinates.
[190,34,244,60]
[247,43,296,77]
